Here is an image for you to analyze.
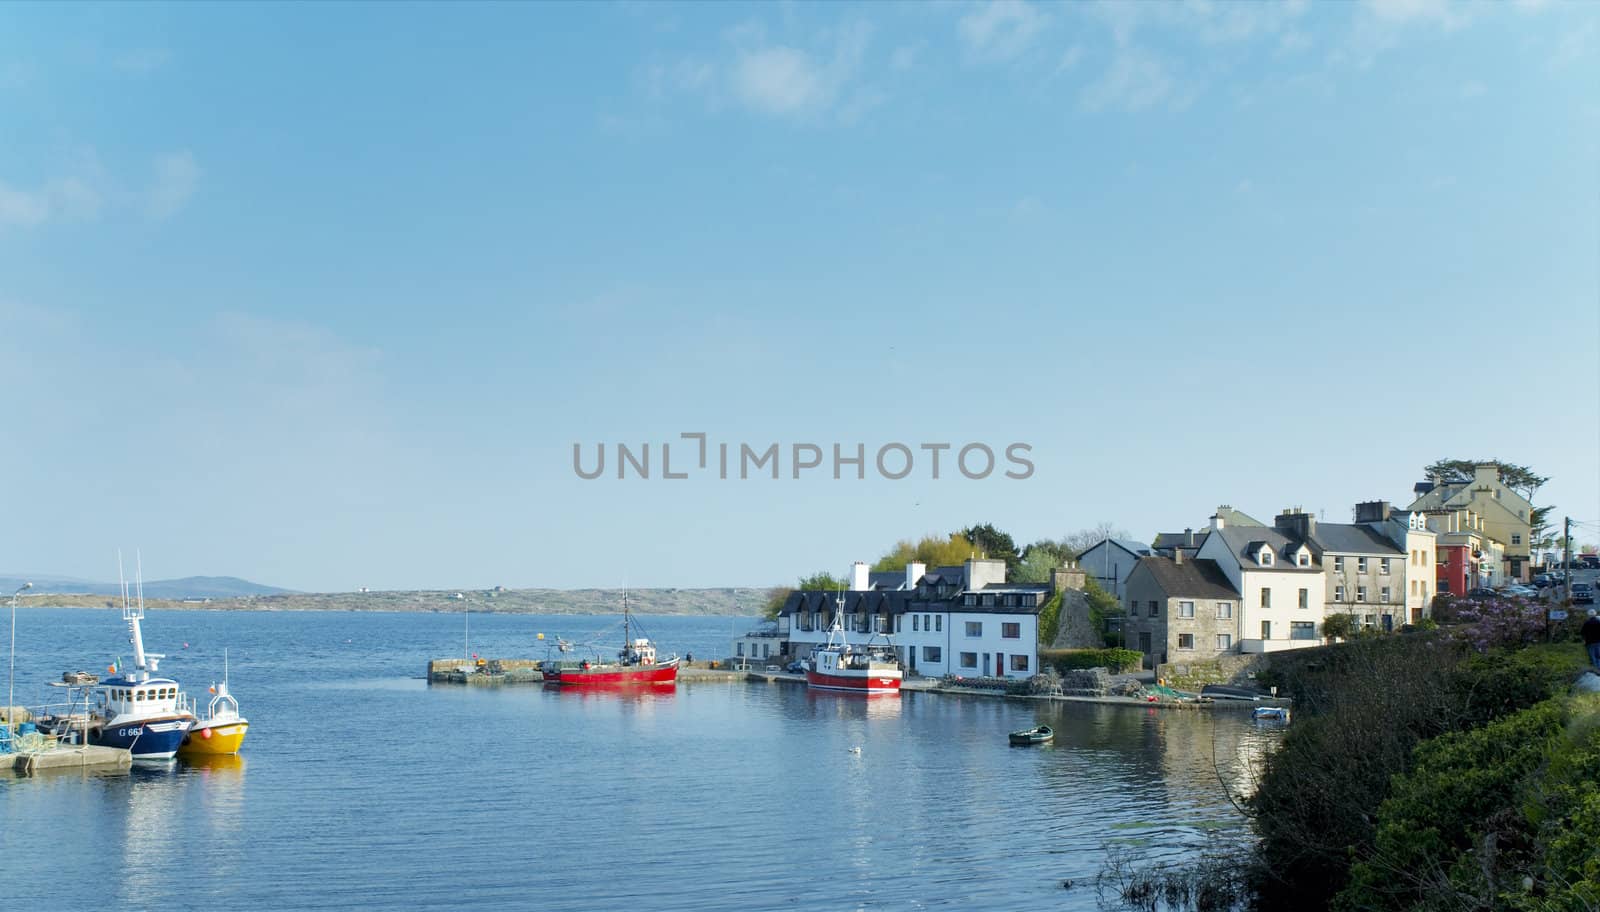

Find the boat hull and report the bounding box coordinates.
[806,669,902,694]
[179,720,249,756]
[91,716,192,761]
[553,662,678,686]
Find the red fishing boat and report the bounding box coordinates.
[805,609,902,696]
[550,598,679,687]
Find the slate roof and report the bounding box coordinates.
[1082,538,1152,558]
[1211,526,1323,573]
[866,571,905,590]
[1154,530,1209,551]
[1129,557,1240,600]
[1307,523,1404,556]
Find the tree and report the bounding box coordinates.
[1081,577,1119,644]
[1013,544,1067,584]
[761,571,847,620]
[870,533,978,572]
[1062,523,1132,556]
[1422,459,1549,502]
[960,523,1019,571]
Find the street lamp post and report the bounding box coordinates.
[7,581,34,737]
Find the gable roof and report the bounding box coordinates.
[1307,523,1404,556]
[1129,557,1241,601]
[1211,526,1323,573]
[1154,530,1209,551]
[1081,538,1152,559]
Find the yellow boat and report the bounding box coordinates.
[179,677,248,757]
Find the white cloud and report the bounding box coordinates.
[147,151,199,220]
[959,0,1048,63]
[733,46,827,114]
[1363,0,1467,27]
[1080,47,1184,112]
[725,19,873,119]
[0,176,102,228]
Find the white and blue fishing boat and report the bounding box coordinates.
[36,557,195,761]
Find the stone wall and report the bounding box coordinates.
[1156,652,1268,692]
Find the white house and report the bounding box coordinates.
[1197,522,1327,652]
[783,558,1049,680]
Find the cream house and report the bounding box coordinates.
[1406,463,1533,581]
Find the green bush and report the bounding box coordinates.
[1035,591,1063,646]
[1321,613,1355,640]
[1039,647,1142,674]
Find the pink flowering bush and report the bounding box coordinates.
[1448,595,1548,652]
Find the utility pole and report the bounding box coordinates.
[1564,516,1574,604]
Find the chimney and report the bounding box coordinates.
[1274,507,1315,541]
[849,561,870,592]
[1354,501,1392,524]
[905,561,926,591]
[1173,548,1185,566]
[1473,463,1498,487]
[1211,507,1227,530]
[1050,560,1086,595]
[1184,528,1194,547]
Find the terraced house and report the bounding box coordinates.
[780,558,1056,680]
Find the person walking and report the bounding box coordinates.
[1583,609,1600,670]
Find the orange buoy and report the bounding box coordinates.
[201,728,212,739]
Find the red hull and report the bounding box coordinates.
[554,663,678,686]
[806,669,902,694]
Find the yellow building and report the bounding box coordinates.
[1406,463,1533,581]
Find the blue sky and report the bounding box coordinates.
[2,0,1597,592]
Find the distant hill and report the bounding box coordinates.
[18,585,770,616]
[0,574,293,599]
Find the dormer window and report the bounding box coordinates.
[1297,550,1310,567]
[1259,549,1273,566]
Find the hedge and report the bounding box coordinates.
[1039,647,1142,674]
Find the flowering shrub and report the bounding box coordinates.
[1449,595,1548,652]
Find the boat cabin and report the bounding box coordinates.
[99,676,189,720]
[620,638,657,666]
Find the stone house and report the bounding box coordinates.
[1122,552,1242,668]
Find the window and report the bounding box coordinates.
[1216,633,1233,651]
[1381,587,1391,603]
[1001,622,1021,639]
[913,615,919,632]
[1260,588,1271,609]
[1421,581,1428,598]
[925,614,932,630]
[736,643,744,656]
[1148,601,1160,617]
[960,652,978,668]
[1357,557,1368,573]
[1010,655,1029,672]
[1179,601,1195,618]
[964,621,982,637]
[762,643,770,659]
[1380,558,1391,574]
[1178,633,1195,650]
[935,615,941,632]
[1512,534,1522,546]
[963,594,976,606]
[895,615,902,633]
[1298,589,1309,610]
[1290,621,1317,640]
[923,646,942,663]
[981,595,995,607]
[1216,602,1233,619]
[1333,556,1344,572]
[1357,586,1368,603]
[1297,551,1310,567]
[1128,601,1137,616]
[1260,549,1274,566]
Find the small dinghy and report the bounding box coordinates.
[1009,725,1054,746]
[1252,706,1290,722]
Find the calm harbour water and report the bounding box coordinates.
[1,607,1277,911]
